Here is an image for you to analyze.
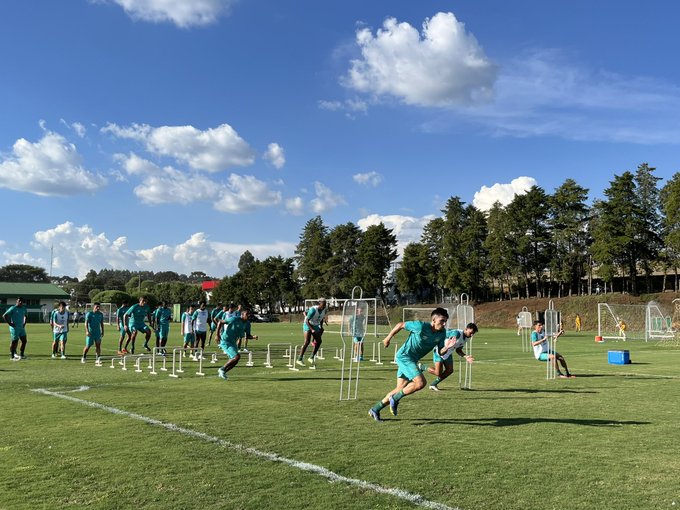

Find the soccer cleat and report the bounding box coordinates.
[145,346,151,353]
[121,349,128,354]
[11,354,21,361]
[51,354,57,359]
[307,357,315,365]
[81,358,86,364]
[217,368,227,380]
[429,385,440,392]
[296,359,305,366]
[368,409,383,422]
[61,354,67,360]
[20,355,26,359]
[388,396,399,416]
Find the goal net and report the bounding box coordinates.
[597,302,677,342]
[304,297,391,337]
[85,302,115,325]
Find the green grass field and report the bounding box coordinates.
[1,322,679,510]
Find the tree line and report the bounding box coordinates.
[3,163,679,309]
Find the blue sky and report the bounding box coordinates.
[1,0,679,279]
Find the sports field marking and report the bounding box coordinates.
[32,387,462,510]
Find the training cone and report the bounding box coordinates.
[595,335,604,343]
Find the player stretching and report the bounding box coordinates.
[216,308,248,380]
[50,301,70,359]
[368,307,454,422]
[298,298,327,366]
[3,297,28,360]
[124,296,152,354]
[428,323,478,391]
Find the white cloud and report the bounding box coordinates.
[310,181,346,213]
[213,174,282,213]
[103,0,234,28]
[357,213,437,256]
[345,12,497,107]
[472,176,537,211]
[285,197,305,215]
[263,142,285,169]
[103,122,255,172]
[25,222,294,279]
[60,119,87,138]
[318,98,368,117]
[353,171,383,187]
[0,131,107,196]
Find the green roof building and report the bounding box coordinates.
[0,282,70,322]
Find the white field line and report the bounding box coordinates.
[32,387,461,510]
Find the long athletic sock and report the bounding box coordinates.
[431,377,441,387]
[371,401,387,413]
[392,390,406,402]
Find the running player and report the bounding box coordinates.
[216,308,248,380]
[298,298,327,365]
[368,307,454,422]
[123,296,152,354]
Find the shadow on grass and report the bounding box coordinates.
[474,388,597,394]
[408,417,651,427]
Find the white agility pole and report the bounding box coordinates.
[545,300,560,380]
[289,345,301,371]
[519,306,533,352]
[457,294,474,390]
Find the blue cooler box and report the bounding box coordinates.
[608,350,630,365]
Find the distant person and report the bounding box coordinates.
[575,314,582,332]
[617,318,627,339]
[298,298,327,365]
[81,302,104,364]
[181,304,196,352]
[124,296,152,354]
[50,301,70,359]
[192,301,210,353]
[208,302,223,345]
[4,297,28,360]
[155,301,173,354]
[117,300,132,354]
[368,307,454,422]
[72,310,80,328]
[428,323,478,391]
[239,314,258,352]
[516,314,522,335]
[531,320,574,378]
[349,306,366,361]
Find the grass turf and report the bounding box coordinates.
[1,322,679,509]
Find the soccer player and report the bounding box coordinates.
[154,301,173,353]
[208,302,223,345]
[531,320,574,378]
[216,308,248,380]
[117,300,131,354]
[50,301,70,359]
[240,316,258,352]
[368,307,454,422]
[575,314,582,332]
[192,301,210,353]
[124,296,152,354]
[72,310,80,328]
[298,297,327,365]
[81,302,105,364]
[3,297,28,361]
[181,304,196,352]
[428,323,478,391]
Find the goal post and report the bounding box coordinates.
[85,302,115,325]
[597,302,677,342]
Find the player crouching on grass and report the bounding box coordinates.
[531,320,574,378]
[369,307,455,422]
[216,308,248,380]
[428,323,478,391]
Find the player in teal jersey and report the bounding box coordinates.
[154,302,173,354]
[368,307,455,422]
[123,296,152,354]
[3,297,28,360]
[208,302,223,345]
[151,303,162,348]
[116,301,131,354]
[81,302,105,363]
[50,301,70,359]
[428,323,478,391]
[298,298,327,365]
[216,308,248,380]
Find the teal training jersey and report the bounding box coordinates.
[156,307,172,325]
[397,320,446,361]
[4,305,27,329]
[86,311,105,336]
[220,316,245,343]
[126,303,150,327]
[116,306,128,324]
